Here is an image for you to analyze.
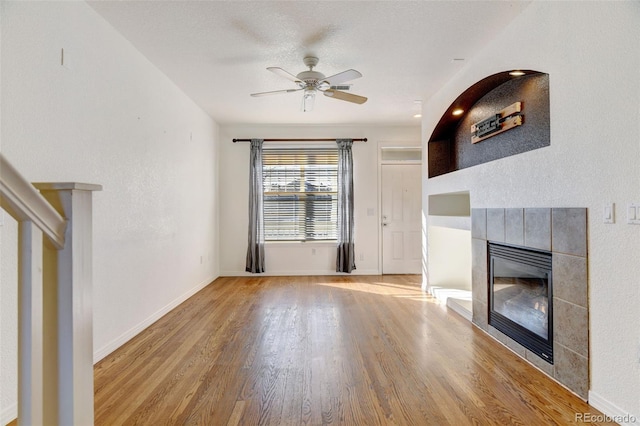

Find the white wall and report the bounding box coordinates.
[0,2,219,422]
[422,1,640,422]
[219,124,420,276]
[427,224,471,290]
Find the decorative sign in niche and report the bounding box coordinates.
[471,102,524,144]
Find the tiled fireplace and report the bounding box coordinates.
[471,208,589,399]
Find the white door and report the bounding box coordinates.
[382,164,422,274]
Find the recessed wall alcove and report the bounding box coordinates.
[428,70,550,178]
[427,192,472,320]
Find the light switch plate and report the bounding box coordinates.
[603,202,614,224]
[627,203,640,225]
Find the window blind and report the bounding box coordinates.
[263,148,338,241]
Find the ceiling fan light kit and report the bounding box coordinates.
[251,56,368,112]
[302,89,316,112]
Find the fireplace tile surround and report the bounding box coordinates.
[471,207,589,399]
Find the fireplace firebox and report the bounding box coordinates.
[489,242,553,363]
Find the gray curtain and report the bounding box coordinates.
[245,139,265,273]
[336,139,356,273]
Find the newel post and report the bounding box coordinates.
[35,183,101,425]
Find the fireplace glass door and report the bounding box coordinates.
[489,243,553,363]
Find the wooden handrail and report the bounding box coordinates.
[0,153,66,249]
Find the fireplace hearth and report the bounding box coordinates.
[489,242,553,363]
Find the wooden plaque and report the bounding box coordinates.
[471,102,523,144]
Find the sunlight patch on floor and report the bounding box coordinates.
[315,279,434,301]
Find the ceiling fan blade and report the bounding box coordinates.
[267,67,301,83]
[323,69,362,85]
[323,89,367,104]
[250,88,302,97]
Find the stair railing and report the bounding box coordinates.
[1,153,101,425]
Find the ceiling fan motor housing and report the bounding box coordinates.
[297,56,327,88]
[296,70,326,87]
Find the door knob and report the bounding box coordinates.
[382,223,388,227]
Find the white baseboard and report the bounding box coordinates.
[588,391,639,425]
[220,269,381,277]
[1,403,17,426]
[93,275,217,363]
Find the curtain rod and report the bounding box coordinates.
[232,138,367,143]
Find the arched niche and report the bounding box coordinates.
[428,70,550,178]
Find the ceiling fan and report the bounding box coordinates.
[250,56,367,112]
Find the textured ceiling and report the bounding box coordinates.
[88,1,531,126]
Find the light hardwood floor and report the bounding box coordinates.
[89,275,614,425]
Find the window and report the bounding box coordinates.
[263,148,338,241]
